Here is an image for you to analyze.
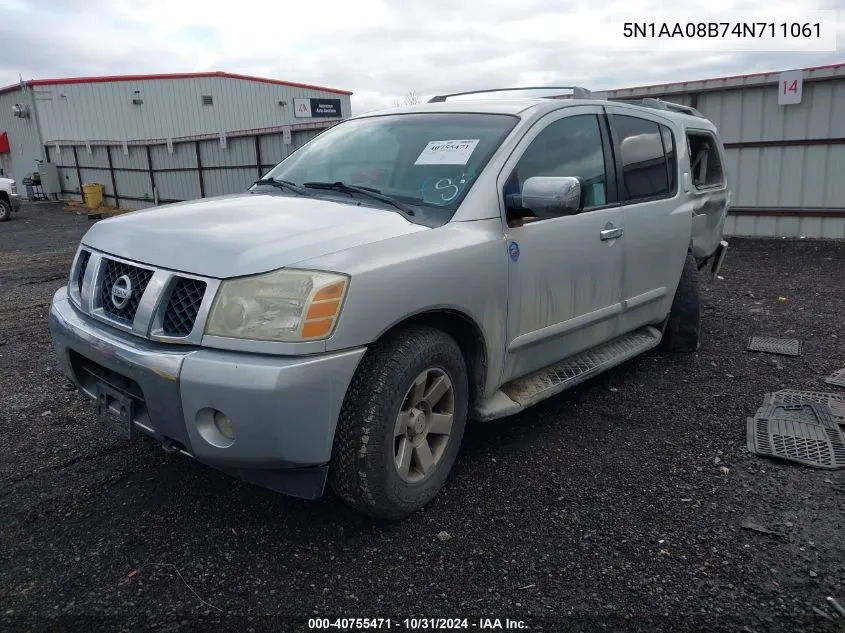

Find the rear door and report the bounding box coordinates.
[603,107,692,334]
[686,128,731,259]
[501,105,625,382]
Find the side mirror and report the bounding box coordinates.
[507,176,585,222]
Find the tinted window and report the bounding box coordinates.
[507,114,608,209]
[614,115,670,200]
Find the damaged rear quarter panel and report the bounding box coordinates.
[690,187,731,259]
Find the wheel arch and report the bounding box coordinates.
[372,308,488,410]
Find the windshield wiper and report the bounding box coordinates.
[253,178,311,196]
[302,181,415,217]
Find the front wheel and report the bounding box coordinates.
[0,199,11,222]
[329,326,468,520]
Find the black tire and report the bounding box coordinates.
[660,251,701,353]
[329,326,468,520]
[0,198,11,222]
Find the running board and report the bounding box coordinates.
[471,326,663,421]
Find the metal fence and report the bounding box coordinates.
[44,120,341,209]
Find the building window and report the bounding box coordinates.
[201,95,213,106]
[687,132,724,189]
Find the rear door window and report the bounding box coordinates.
[612,114,674,201]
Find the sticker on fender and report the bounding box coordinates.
[415,139,479,165]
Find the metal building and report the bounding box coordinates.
[593,62,845,239]
[0,72,352,206]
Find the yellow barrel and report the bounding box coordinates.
[82,183,104,210]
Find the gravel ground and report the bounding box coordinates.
[1,203,845,633]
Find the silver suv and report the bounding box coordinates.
[49,87,730,520]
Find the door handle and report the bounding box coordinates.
[600,227,623,241]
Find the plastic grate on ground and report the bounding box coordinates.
[825,368,845,388]
[753,402,838,429]
[747,336,802,357]
[763,390,845,425]
[747,415,845,470]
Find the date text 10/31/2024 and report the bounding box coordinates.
[307,618,528,630]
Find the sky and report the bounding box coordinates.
[0,0,842,115]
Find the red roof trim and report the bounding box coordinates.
[603,61,845,94]
[0,71,352,96]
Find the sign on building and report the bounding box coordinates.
[778,70,803,105]
[294,98,342,118]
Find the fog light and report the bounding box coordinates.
[213,410,236,440]
[195,407,236,448]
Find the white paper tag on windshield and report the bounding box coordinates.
[414,139,480,165]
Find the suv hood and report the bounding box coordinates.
[81,192,428,278]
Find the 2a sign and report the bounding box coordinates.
[778,70,803,106]
[294,98,342,118]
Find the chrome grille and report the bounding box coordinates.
[162,278,207,337]
[76,250,91,294]
[71,250,217,344]
[99,258,154,323]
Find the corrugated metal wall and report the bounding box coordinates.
[35,77,351,144]
[702,81,845,213]
[724,214,845,239]
[47,125,334,209]
[593,64,845,238]
[0,88,44,186]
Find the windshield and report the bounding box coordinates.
[260,113,518,213]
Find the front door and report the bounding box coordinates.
[603,107,693,334]
[501,106,625,382]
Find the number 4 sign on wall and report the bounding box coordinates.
[778,70,803,106]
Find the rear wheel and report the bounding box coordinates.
[329,326,468,520]
[660,251,701,353]
[0,199,11,222]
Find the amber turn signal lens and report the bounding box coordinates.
[301,319,333,338]
[306,300,340,320]
[314,281,346,302]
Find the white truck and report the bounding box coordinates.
[0,176,22,221]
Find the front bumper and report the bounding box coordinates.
[10,194,22,211]
[49,287,366,498]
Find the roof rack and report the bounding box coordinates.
[614,97,706,118]
[428,86,592,103]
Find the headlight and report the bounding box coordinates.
[205,269,349,342]
[10,182,17,195]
